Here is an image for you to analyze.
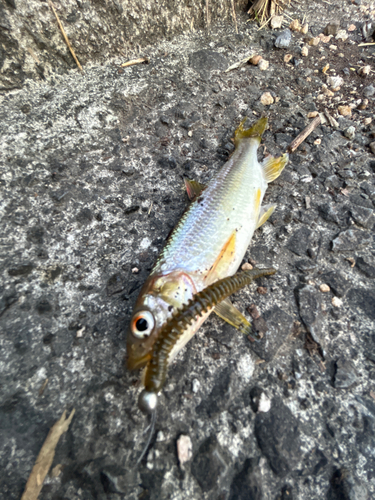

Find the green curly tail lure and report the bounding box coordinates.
[142,267,276,402]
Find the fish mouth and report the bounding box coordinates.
[127,352,151,371]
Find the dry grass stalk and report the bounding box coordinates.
[47,0,83,72]
[21,409,75,500]
[121,57,149,68]
[248,0,290,24]
[206,0,210,28]
[231,0,238,34]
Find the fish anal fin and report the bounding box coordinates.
[184,178,207,200]
[234,117,268,147]
[204,231,236,283]
[256,204,276,229]
[262,153,289,183]
[214,298,252,335]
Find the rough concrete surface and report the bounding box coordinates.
[1,1,375,499]
[0,0,247,91]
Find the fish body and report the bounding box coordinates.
[127,117,288,374]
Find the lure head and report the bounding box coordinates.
[138,389,158,414]
[127,270,197,371]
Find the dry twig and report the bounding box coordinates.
[121,57,149,68]
[47,0,82,72]
[231,0,238,34]
[287,116,321,153]
[21,409,75,500]
[206,0,210,28]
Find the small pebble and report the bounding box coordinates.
[241,262,254,271]
[320,284,330,293]
[275,29,292,49]
[301,46,309,57]
[332,297,343,308]
[370,142,375,154]
[247,303,260,319]
[357,98,368,110]
[258,59,269,71]
[314,138,322,145]
[338,105,352,116]
[348,24,356,32]
[307,111,319,118]
[271,15,283,29]
[319,34,332,43]
[289,19,301,31]
[327,75,344,87]
[322,63,330,74]
[329,44,338,51]
[156,431,166,442]
[363,85,375,97]
[364,117,372,125]
[324,21,340,36]
[192,379,201,393]
[131,267,139,274]
[300,23,309,35]
[358,65,371,76]
[335,30,348,41]
[258,393,271,413]
[257,287,267,295]
[260,92,274,105]
[309,36,320,46]
[250,54,263,65]
[344,126,356,140]
[177,435,193,467]
[284,54,293,63]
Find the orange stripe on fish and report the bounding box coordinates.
[204,231,236,283]
[254,188,262,214]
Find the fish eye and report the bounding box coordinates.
[131,311,155,339]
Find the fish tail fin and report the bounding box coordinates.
[234,117,268,147]
[262,153,289,183]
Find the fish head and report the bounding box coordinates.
[127,270,197,370]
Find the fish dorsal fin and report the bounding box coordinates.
[184,178,207,200]
[256,204,276,229]
[234,117,268,147]
[261,153,289,183]
[204,231,236,284]
[214,298,252,335]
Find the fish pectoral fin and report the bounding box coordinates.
[256,204,276,229]
[184,178,207,200]
[262,153,289,183]
[214,298,252,335]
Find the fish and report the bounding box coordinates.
[127,116,288,414]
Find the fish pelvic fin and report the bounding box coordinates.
[184,178,207,200]
[214,298,251,334]
[234,116,268,147]
[262,153,289,183]
[256,204,276,229]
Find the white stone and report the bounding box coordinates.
[177,435,193,466]
[258,392,271,413]
[260,92,274,105]
[327,76,344,88]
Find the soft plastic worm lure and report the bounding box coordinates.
[138,267,276,413]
